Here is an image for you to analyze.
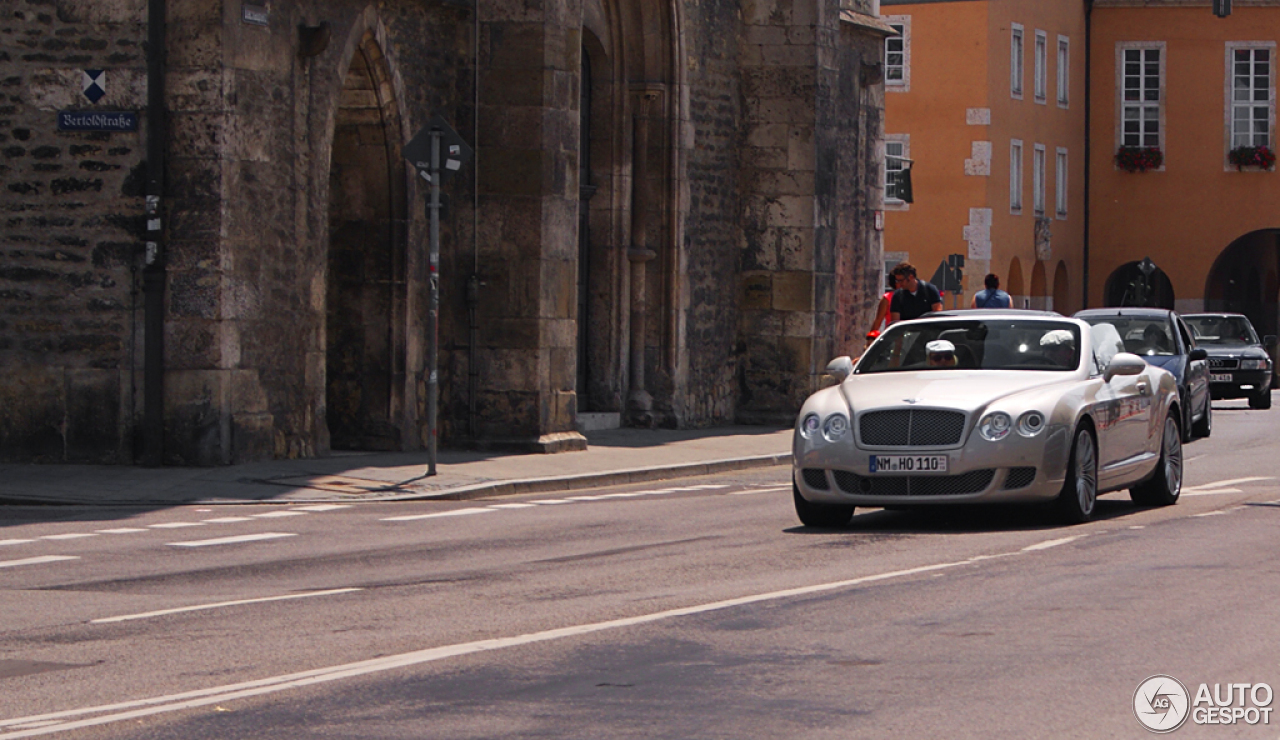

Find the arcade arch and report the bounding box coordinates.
[1204,229,1280,340]
[1103,261,1175,309]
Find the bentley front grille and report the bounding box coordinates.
[833,469,995,497]
[858,410,967,447]
[802,468,830,490]
[1003,467,1037,490]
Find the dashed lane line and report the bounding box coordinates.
[0,540,34,547]
[381,508,495,522]
[90,588,363,625]
[0,556,79,570]
[167,533,297,548]
[94,528,147,534]
[38,534,97,541]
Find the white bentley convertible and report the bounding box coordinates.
[793,312,1183,526]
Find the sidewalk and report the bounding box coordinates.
[0,426,794,507]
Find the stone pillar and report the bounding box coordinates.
[627,89,660,425]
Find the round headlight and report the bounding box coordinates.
[1016,411,1046,437]
[799,413,821,439]
[979,412,1013,441]
[823,414,849,441]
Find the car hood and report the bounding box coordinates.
[840,371,1076,414]
[1201,345,1269,359]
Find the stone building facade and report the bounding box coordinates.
[0,0,889,465]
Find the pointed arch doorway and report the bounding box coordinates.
[325,33,409,451]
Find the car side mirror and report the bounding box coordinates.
[1104,352,1147,382]
[825,356,854,383]
[1188,347,1208,361]
[1266,335,1277,349]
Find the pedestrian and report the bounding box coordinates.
[971,273,1012,309]
[889,262,943,322]
[864,272,904,352]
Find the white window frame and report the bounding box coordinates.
[1033,144,1046,215]
[1034,30,1048,103]
[1057,36,1070,108]
[1224,41,1276,166]
[1011,24,1025,99]
[1010,139,1024,214]
[1055,147,1069,219]
[884,16,911,93]
[883,135,910,210]
[1115,42,1166,168]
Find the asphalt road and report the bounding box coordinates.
[1,395,1278,739]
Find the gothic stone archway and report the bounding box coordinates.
[325,33,409,450]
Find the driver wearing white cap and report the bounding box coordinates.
[926,339,958,368]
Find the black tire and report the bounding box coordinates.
[1249,389,1272,410]
[1192,396,1211,438]
[1055,426,1098,524]
[793,483,854,528]
[1131,415,1183,507]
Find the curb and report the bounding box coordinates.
[0,453,794,507]
[385,452,793,502]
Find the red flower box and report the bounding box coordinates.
[1228,145,1276,170]
[1115,146,1163,172]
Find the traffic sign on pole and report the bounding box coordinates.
[404,114,473,475]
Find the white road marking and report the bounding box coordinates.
[292,504,350,512]
[167,533,296,548]
[252,511,307,519]
[565,495,611,501]
[202,517,253,524]
[148,522,205,529]
[1182,488,1243,497]
[381,508,495,522]
[729,486,790,496]
[1128,525,1145,530]
[486,503,538,509]
[1193,511,1227,518]
[531,499,572,505]
[1184,476,1274,491]
[38,534,97,541]
[0,551,1028,738]
[95,528,146,534]
[0,556,78,570]
[0,540,34,547]
[1022,535,1085,552]
[90,588,363,625]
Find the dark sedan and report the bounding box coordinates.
[1074,308,1211,440]
[1182,313,1275,410]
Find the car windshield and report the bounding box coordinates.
[1184,316,1260,346]
[1078,315,1175,357]
[856,319,1082,373]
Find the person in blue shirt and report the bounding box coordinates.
[971,273,1012,309]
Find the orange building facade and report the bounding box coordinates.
[881,0,1088,315]
[882,0,1280,344]
[1091,0,1280,341]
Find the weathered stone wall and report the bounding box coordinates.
[0,0,147,462]
[0,0,884,465]
[674,0,743,427]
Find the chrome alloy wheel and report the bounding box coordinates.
[1161,416,1183,498]
[1074,428,1098,517]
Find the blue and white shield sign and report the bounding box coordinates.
[82,70,106,104]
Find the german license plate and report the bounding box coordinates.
[1210,373,1233,383]
[870,455,948,474]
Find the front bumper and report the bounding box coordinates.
[792,424,1072,507]
[1208,369,1272,399]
